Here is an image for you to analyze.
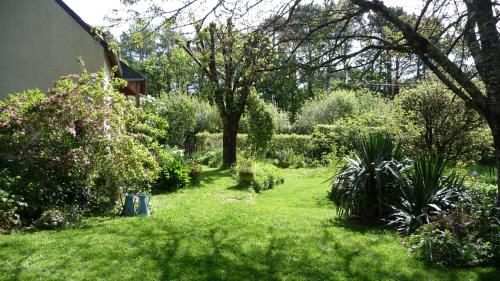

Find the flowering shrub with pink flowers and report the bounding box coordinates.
[0,69,160,225]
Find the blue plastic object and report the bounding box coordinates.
[137,193,151,216]
[123,193,136,216]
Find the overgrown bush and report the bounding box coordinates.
[189,163,203,186]
[395,80,492,162]
[194,149,223,168]
[246,95,275,155]
[235,159,284,192]
[34,209,67,230]
[142,92,221,147]
[409,196,500,266]
[308,109,400,162]
[0,70,159,224]
[240,100,291,134]
[153,149,191,193]
[0,189,24,231]
[293,90,358,134]
[274,149,306,168]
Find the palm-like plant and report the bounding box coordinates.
[388,153,465,234]
[331,133,409,219]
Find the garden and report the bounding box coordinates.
[1,0,500,280]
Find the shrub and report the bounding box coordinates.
[394,80,491,162]
[194,100,221,134]
[195,149,224,168]
[189,163,203,186]
[268,104,292,134]
[409,197,500,266]
[34,209,67,230]
[0,190,24,232]
[0,70,159,223]
[246,95,275,155]
[252,162,284,192]
[268,134,312,158]
[274,149,295,168]
[142,93,220,147]
[236,159,257,186]
[235,159,284,192]
[132,107,169,146]
[273,149,306,168]
[153,149,190,193]
[308,109,400,162]
[330,133,407,219]
[293,90,358,134]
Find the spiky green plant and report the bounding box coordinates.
[330,133,408,219]
[389,153,466,233]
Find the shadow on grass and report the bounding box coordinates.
[325,217,386,235]
[2,217,499,281]
[150,221,500,281]
[201,167,233,186]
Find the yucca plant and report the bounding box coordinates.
[388,153,466,234]
[331,133,409,219]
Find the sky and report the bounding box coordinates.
[64,0,423,37]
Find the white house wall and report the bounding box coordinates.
[0,0,112,98]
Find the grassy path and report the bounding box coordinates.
[0,168,498,280]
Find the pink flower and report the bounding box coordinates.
[68,126,76,137]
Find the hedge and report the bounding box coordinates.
[195,132,312,156]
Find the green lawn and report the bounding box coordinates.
[0,167,498,281]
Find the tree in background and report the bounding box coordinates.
[395,80,492,162]
[180,19,274,166]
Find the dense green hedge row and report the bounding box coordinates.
[195,132,312,157]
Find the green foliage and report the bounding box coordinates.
[142,93,221,147]
[266,103,292,134]
[189,163,203,186]
[132,107,169,146]
[389,154,466,234]
[409,198,500,266]
[195,132,312,158]
[330,133,406,219]
[235,159,284,192]
[0,171,25,231]
[273,149,306,169]
[0,70,159,223]
[33,209,67,230]
[293,90,359,134]
[246,95,275,155]
[194,149,223,168]
[308,108,400,163]
[268,134,312,157]
[153,150,190,193]
[395,80,491,162]
[129,50,200,97]
[274,149,295,168]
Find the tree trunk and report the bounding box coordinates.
[496,140,500,209]
[484,108,500,209]
[490,119,500,208]
[222,114,239,168]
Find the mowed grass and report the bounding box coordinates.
[0,167,498,281]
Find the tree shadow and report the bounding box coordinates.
[324,217,385,235]
[2,217,499,281]
[200,167,233,186]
